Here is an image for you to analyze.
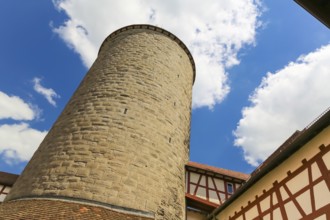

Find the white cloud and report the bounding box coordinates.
[33,77,60,107]
[0,123,47,163]
[52,0,262,109]
[0,91,36,120]
[234,44,330,166]
[0,89,46,164]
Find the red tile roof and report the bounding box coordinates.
[0,199,153,220]
[186,161,250,181]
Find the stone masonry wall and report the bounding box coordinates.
[6,25,195,219]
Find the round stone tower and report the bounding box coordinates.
[4,25,195,219]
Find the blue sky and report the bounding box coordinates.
[0,0,329,175]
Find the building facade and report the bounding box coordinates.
[185,162,249,219]
[209,109,330,220]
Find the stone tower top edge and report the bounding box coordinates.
[98,24,196,84]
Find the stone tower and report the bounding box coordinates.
[4,25,195,219]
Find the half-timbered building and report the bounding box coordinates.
[186,162,249,219]
[0,172,18,203]
[209,108,330,220]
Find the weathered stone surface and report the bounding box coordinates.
[6,25,194,219]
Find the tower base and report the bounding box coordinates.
[0,199,154,219]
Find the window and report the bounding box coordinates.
[227,183,234,194]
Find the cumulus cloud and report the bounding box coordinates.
[0,90,46,164]
[0,123,47,164]
[0,91,36,120]
[33,77,60,107]
[52,0,262,109]
[234,44,330,166]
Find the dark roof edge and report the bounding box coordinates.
[294,0,330,29]
[98,24,196,84]
[186,193,219,208]
[208,107,330,219]
[0,171,19,186]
